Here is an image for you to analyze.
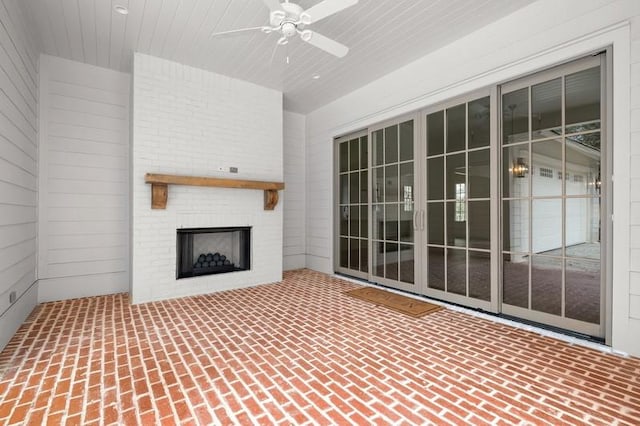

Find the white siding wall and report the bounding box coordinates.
[305,0,640,356]
[283,111,306,270]
[37,55,130,302]
[131,53,283,304]
[0,0,39,350]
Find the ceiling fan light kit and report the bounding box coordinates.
[210,0,358,59]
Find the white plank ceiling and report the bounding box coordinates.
[20,0,535,113]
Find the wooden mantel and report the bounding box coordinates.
[144,173,285,210]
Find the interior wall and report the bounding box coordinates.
[305,0,639,356]
[283,111,306,270]
[0,0,40,350]
[37,55,130,302]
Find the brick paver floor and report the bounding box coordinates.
[0,269,639,425]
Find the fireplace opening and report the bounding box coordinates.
[176,227,251,279]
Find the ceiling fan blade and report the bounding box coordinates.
[210,26,268,37]
[263,0,282,11]
[301,30,349,58]
[302,0,358,24]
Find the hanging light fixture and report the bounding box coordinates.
[511,157,529,178]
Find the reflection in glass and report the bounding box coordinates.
[428,247,445,290]
[502,253,528,308]
[531,139,562,197]
[360,205,368,239]
[447,248,466,295]
[503,88,529,144]
[565,258,600,323]
[468,250,490,301]
[427,111,444,156]
[566,134,600,196]
[340,206,348,236]
[349,171,359,202]
[385,242,399,280]
[385,165,398,202]
[340,142,348,172]
[503,200,529,253]
[385,125,398,164]
[446,153,465,200]
[360,135,368,168]
[427,157,444,200]
[400,163,414,211]
[385,204,399,241]
[400,120,414,161]
[372,204,384,240]
[447,202,466,248]
[350,238,359,271]
[566,67,600,133]
[468,96,490,149]
[532,78,561,139]
[360,171,368,203]
[340,174,348,204]
[532,199,562,255]
[340,237,348,268]
[373,129,383,166]
[531,255,562,315]
[400,204,413,243]
[349,138,359,170]
[502,144,530,198]
[373,241,384,277]
[360,240,368,273]
[566,198,600,258]
[468,149,490,199]
[428,203,444,245]
[400,244,414,284]
[447,104,466,153]
[469,201,490,250]
[350,206,359,238]
[373,167,384,202]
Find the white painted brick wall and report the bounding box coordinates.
[131,53,283,304]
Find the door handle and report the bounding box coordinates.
[421,209,426,231]
[413,209,419,230]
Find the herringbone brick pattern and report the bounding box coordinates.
[0,269,639,425]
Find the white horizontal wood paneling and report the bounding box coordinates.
[38,54,130,302]
[283,111,306,270]
[0,0,39,351]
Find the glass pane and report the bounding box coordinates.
[349,171,359,203]
[385,125,398,164]
[532,139,562,197]
[385,242,399,280]
[349,139,359,170]
[532,78,562,139]
[566,67,600,133]
[469,201,490,250]
[340,174,348,204]
[446,104,466,153]
[385,165,398,202]
[360,205,369,239]
[469,250,490,301]
[468,96,490,149]
[427,111,444,156]
[385,204,399,241]
[427,203,444,245]
[360,171,368,203]
[400,162,413,213]
[447,202,466,248]
[503,200,529,253]
[502,144,530,198]
[372,204,384,240]
[468,149,490,199]
[428,247,445,290]
[350,206,359,237]
[503,88,529,144]
[339,142,348,172]
[373,241,384,277]
[349,239,359,271]
[399,120,414,161]
[447,248,466,295]
[399,244,414,284]
[566,258,600,323]
[373,167,384,202]
[360,135,368,168]
[360,240,368,273]
[340,206,349,236]
[446,153,465,200]
[340,237,348,268]
[373,130,383,166]
[532,199,562,255]
[566,134,600,196]
[531,255,562,315]
[427,157,444,200]
[400,206,413,243]
[566,198,600,259]
[502,253,529,308]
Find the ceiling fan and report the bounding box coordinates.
[210,0,358,58]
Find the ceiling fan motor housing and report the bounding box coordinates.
[270,2,305,36]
